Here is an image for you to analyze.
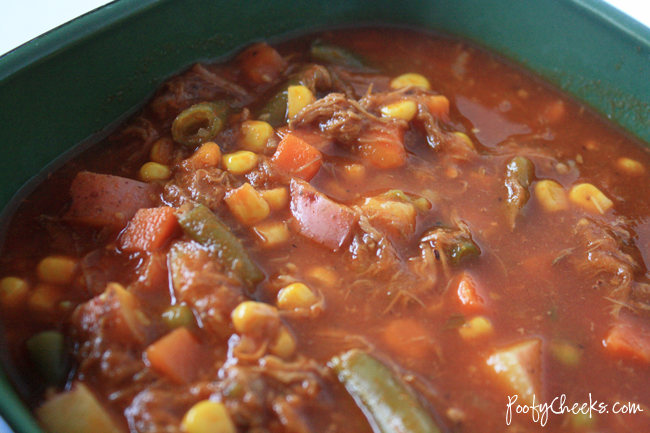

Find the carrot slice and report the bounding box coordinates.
[237,43,287,85]
[145,327,206,384]
[358,123,406,169]
[272,133,323,181]
[119,206,179,253]
[603,318,650,364]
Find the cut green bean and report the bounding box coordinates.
[310,40,366,69]
[177,204,264,287]
[26,330,67,386]
[172,101,230,146]
[330,349,443,433]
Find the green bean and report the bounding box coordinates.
[448,238,480,265]
[172,101,230,146]
[310,40,366,69]
[330,349,443,433]
[177,204,264,288]
[257,86,289,127]
[26,330,67,386]
[504,155,535,229]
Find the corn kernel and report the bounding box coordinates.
[28,284,61,315]
[150,137,174,164]
[452,132,475,150]
[269,326,296,358]
[616,157,646,176]
[140,162,171,182]
[550,340,581,367]
[253,221,290,248]
[458,316,493,340]
[569,183,613,214]
[260,187,289,212]
[231,301,280,338]
[182,400,236,433]
[380,100,417,121]
[189,142,221,168]
[240,120,274,153]
[534,180,568,213]
[287,85,316,119]
[224,183,271,226]
[305,266,339,288]
[0,277,29,309]
[37,256,77,285]
[222,151,258,175]
[390,73,430,90]
[277,282,318,311]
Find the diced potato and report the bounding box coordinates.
[486,338,542,406]
[305,266,339,288]
[222,150,259,175]
[380,100,417,121]
[252,221,290,248]
[287,85,316,118]
[616,157,646,176]
[0,276,29,309]
[99,282,149,344]
[188,142,222,169]
[534,179,568,213]
[458,316,493,340]
[140,162,172,182]
[231,301,280,339]
[225,183,271,226]
[277,282,318,310]
[182,400,236,433]
[37,256,77,285]
[569,183,613,214]
[260,187,289,212]
[269,326,297,358]
[390,73,430,90]
[36,382,121,433]
[240,120,274,153]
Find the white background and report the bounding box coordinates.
[0,0,649,57]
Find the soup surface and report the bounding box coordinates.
[2,27,650,433]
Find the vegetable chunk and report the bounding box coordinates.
[271,133,323,181]
[119,206,179,252]
[486,338,542,406]
[145,327,206,384]
[603,318,650,363]
[290,179,357,251]
[65,171,158,228]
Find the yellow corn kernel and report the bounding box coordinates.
[287,85,316,119]
[269,326,296,358]
[253,221,290,248]
[616,157,646,176]
[190,141,221,168]
[305,266,339,288]
[28,284,61,315]
[277,282,318,311]
[458,316,494,340]
[341,163,366,183]
[140,162,171,182]
[452,131,475,150]
[222,151,258,175]
[240,120,274,153]
[260,187,289,212]
[37,256,77,285]
[224,183,271,226]
[182,400,236,433]
[534,180,568,213]
[150,137,174,164]
[231,301,280,338]
[0,277,29,309]
[569,183,613,214]
[390,73,430,90]
[380,100,417,121]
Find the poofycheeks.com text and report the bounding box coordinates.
[506,394,644,426]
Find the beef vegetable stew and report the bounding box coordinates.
[2,27,650,433]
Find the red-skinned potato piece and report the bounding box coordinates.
[358,122,406,169]
[603,316,650,364]
[145,326,208,384]
[119,206,179,253]
[272,133,323,181]
[65,171,158,228]
[290,179,357,252]
[237,42,287,85]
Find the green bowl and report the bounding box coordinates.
[1,0,649,431]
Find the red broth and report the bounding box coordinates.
[2,27,650,433]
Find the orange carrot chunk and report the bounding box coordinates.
[358,122,406,169]
[119,206,179,253]
[237,43,287,85]
[455,272,485,311]
[603,318,650,364]
[145,327,205,384]
[272,133,323,181]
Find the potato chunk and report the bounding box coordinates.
[486,338,542,405]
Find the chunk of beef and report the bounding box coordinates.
[164,167,240,211]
